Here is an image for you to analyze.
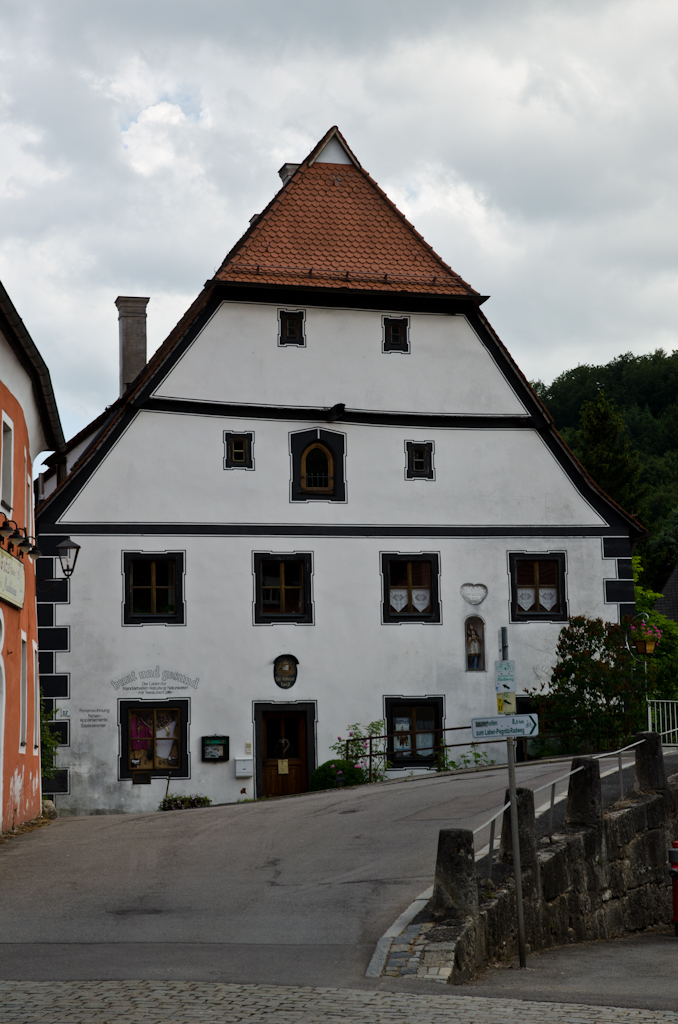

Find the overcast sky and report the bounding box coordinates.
[2,0,678,452]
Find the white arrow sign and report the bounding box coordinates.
[471,714,539,740]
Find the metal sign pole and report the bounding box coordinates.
[507,735,527,969]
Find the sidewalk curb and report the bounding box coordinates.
[364,886,433,977]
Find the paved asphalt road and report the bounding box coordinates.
[0,759,585,986]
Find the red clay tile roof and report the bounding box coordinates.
[216,127,480,298]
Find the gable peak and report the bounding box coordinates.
[310,128,358,167]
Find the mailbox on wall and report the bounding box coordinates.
[201,736,229,762]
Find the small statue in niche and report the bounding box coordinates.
[465,617,485,671]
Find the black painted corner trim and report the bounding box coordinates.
[38,522,628,539]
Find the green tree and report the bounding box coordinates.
[574,390,645,517]
[530,616,644,752]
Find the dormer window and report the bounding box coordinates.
[301,443,334,494]
[383,316,409,353]
[279,310,305,347]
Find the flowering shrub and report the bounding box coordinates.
[159,794,212,811]
[309,759,367,791]
[528,615,657,753]
[329,721,391,782]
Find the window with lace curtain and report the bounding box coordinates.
[381,553,441,623]
[509,553,567,622]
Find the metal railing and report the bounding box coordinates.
[648,700,678,746]
[472,737,648,882]
[343,725,504,782]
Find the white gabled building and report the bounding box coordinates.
[36,127,642,814]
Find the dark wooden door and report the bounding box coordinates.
[262,712,307,797]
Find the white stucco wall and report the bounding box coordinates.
[153,304,529,416]
[0,329,48,460]
[49,531,619,815]
[41,296,630,815]
[61,413,605,527]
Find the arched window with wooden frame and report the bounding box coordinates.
[300,442,334,494]
[290,427,346,503]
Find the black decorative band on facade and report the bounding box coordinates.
[39,522,620,539]
[141,396,537,430]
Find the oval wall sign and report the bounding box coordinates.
[274,654,298,689]
[460,583,488,606]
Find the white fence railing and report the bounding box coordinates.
[647,700,678,745]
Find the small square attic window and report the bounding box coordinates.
[279,310,305,346]
[383,317,409,353]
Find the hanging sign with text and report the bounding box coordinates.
[0,549,25,609]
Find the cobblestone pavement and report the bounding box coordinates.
[1,982,677,1024]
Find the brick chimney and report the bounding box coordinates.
[115,296,149,396]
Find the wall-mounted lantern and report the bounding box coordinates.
[55,537,81,578]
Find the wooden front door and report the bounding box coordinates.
[262,712,307,797]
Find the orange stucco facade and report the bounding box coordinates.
[0,378,40,831]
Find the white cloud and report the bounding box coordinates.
[1,0,678,440]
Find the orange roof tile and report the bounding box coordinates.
[216,127,480,298]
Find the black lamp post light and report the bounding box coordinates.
[0,515,41,559]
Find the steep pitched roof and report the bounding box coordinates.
[216,127,481,298]
[0,279,65,454]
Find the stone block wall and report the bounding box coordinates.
[418,736,678,984]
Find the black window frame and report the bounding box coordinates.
[290,428,346,502]
[509,551,567,622]
[253,552,314,625]
[405,441,435,480]
[384,696,444,768]
[223,431,254,470]
[278,309,306,347]
[123,551,185,626]
[382,316,410,353]
[381,552,441,624]
[119,698,190,781]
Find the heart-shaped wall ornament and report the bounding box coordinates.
[460,583,488,606]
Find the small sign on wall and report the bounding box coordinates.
[0,549,24,609]
[274,655,298,689]
[202,736,229,762]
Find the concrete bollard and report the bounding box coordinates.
[635,731,667,792]
[500,787,538,874]
[430,828,478,922]
[566,756,602,827]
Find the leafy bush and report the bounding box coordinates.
[309,759,367,791]
[40,699,61,782]
[159,794,212,811]
[329,720,391,782]
[528,614,675,753]
[435,745,496,771]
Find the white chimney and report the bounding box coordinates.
[115,296,149,396]
[278,163,300,184]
